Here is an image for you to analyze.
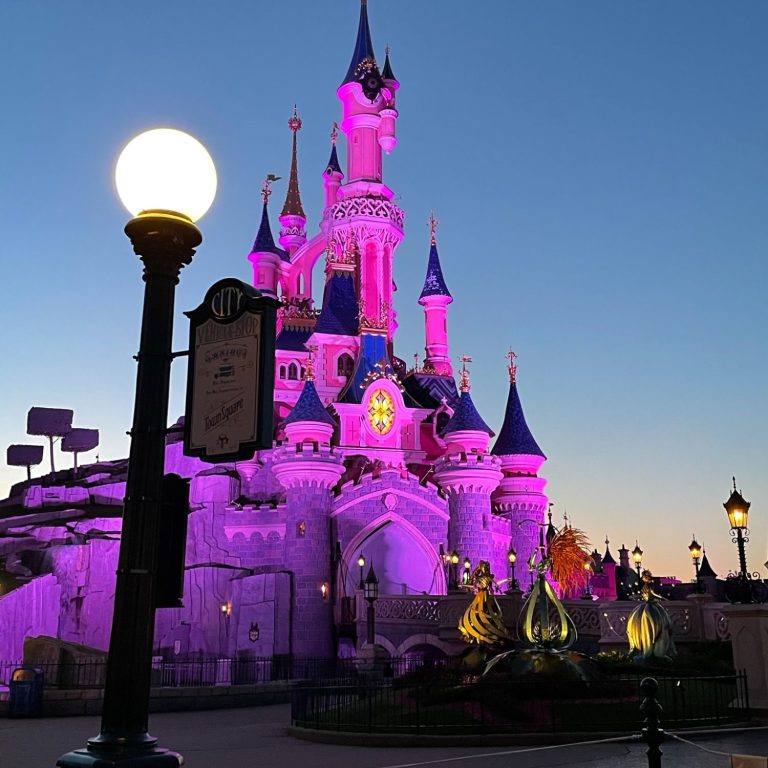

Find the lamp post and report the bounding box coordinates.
[723,477,765,603]
[632,542,643,579]
[581,560,593,599]
[688,536,702,593]
[507,547,518,592]
[364,563,379,645]
[58,129,216,768]
[449,550,460,591]
[462,557,471,586]
[357,553,365,590]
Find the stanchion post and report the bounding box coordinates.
[640,677,664,768]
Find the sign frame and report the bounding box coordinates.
[183,277,279,463]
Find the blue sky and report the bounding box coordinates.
[1,1,766,578]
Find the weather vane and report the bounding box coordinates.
[506,348,517,383]
[459,354,472,392]
[261,174,281,205]
[428,211,439,246]
[331,121,339,146]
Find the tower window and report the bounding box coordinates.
[279,365,287,380]
[337,353,354,379]
[287,363,299,380]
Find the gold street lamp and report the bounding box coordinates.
[357,553,366,589]
[632,542,644,578]
[688,536,702,593]
[507,547,518,592]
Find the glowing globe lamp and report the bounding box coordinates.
[116,128,217,222]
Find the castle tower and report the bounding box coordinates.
[434,361,502,571]
[279,106,308,259]
[491,352,548,565]
[418,214,453,376]
[248,177,287,298]
[323,124,344,210]
[272,360,343,657]
[334,0,403,341]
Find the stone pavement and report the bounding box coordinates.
[1,703,767,768]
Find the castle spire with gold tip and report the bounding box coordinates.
[279,105,307,256]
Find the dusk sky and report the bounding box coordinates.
[1,1,766,580]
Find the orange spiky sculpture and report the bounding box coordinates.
[548,527,591,597]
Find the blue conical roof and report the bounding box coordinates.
[382,49,396,81]
[315,273,359,336]
[284,380,336,426]
[343,0,377,85]
[325,144,342,175]
[252,203,288,260]
[491,380,545,458]
[418,243,452,304]
[444,391,494,436]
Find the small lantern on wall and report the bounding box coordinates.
[248,622,260,642]
[297,520,306,537]
[320,582,329,600]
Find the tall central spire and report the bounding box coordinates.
[281,106,305,218]
[343,0,376,85]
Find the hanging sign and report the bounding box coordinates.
[184,278,279,463]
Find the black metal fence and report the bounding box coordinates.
[0,655,433,690]
[291,673,750,735]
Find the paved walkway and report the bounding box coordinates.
[1,704,767,768]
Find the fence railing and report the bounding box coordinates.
[0,654,437,690]
[290,672,749,735]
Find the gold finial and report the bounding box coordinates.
[428,211,439,246]
[331,122,339,145]
[288,104,302,133]
[458,354,472,392]
[605,534,610,548]
[303,344,317,381]
[261,174,281,205]
[506,348,518,384]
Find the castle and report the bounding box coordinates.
[0,1,551,662]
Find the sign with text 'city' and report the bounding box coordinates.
[184,278,278,463]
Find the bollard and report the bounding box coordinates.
[640,677,665,768]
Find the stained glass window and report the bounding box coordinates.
[367,388,395,435]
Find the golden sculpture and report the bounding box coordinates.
[627,570,676,660]
[458,560,511,646]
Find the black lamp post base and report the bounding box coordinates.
[57,747,182,768]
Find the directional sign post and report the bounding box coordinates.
[184,278,279,463]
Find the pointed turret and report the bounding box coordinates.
[279,106,307,255]
[491,354,545,459]
[698,551,717,578]
[323,123,344,209]
[443,358,494,453]
[341,0,381,85]
[283,352,336,445]
[379,45,399,153]
[602,536,616,565]
[248,176,287,297]
[382,46,396,82]
[419,214,453,376]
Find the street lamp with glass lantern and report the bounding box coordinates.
[688,536,702,593]
[462,557,471,585]
[581,559,593,599]
[357,553,365,589]
[364,563,379,645]
[449,550,460,591]
[722,477,766,603]
[507,547,518,592]
[632,542,643,578]
[58,128,216,768]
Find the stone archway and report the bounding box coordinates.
[341,510,446,597]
